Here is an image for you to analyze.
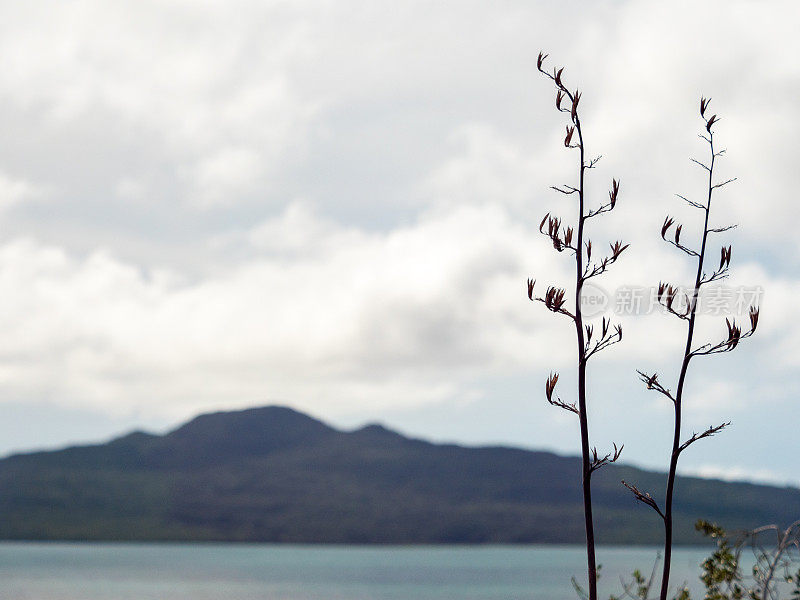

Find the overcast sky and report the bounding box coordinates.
[0,0,797,486]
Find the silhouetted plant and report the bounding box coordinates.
[608,557,687,600]
[531,52,627,600]
[622,99,760,600]
[611,521,800,600]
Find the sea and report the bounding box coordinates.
[0,543,719,600]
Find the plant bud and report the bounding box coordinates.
[564,126,575,147]
[661,217,674,239]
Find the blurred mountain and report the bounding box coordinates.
[0,405,796,543]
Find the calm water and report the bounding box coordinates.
[0,543,713,600]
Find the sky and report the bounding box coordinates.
[0,0,797,486]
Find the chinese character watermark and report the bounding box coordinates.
[579,284,762,317]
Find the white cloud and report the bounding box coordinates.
[0,205,571,420]
[188,146,262,208]
[0,0,319,209]
[682,464,795,488]
[0,172,43,210]
[0,0,794,480]
[421,123,547,215]
[682,379,744,416]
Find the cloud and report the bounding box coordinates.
[421,124,546,214]
[0,1,319,210]
[682,464,795,488]
[0,172,43,211]
[0,0,794,481]
[0,205,572,420]
[188,146,263,208]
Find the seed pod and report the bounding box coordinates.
[545,372,559,401]
[609,179,619,208]
[725,318,741,349]
[700,97,710,117]
[610,241,629,260]
[657,282,667,301]
[571,90,581,121]
[564,126,575,147]
[749,306,759,332]
[539,213,550,233]
[661,217,674,239]
[646,373,658,389]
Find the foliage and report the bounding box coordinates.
[609,521,800,600]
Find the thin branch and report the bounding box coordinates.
[677,422,730,454]
[538,213,578,253]
[708,224,737,234]
[712,177,737,190]
[549,397,580,415]
[655,283,692,321]
[664,238,700,257]
[585,203,612,219]
[699,245,733,285]
[527,280,576,320]
[543,371,579,415]
[661,216,700,256]
[676,194,706,210]
[586,178,620,220]
[689,313,758,357]
[589,443,623,473]
[583,257,613,279]
[584,155,602,169]
[708,225,738,233]
[585,324,623,360]
[661,303,692,321]
[699,272,728,286]
[552,185,580,195]
[535,295,576,320]
[636,370,675,403]
[622,481,665,520]
[583,241,629,279]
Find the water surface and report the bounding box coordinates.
[0,543,713,599]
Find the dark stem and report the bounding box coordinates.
[573,117,597,600]
[659,132,716,600]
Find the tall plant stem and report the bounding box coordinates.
[659,134,716,600]
[534,55,627,600]
[573,118,597,600]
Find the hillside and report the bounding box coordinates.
[0,405,796,544]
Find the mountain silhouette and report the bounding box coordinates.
[0,405,796,543]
